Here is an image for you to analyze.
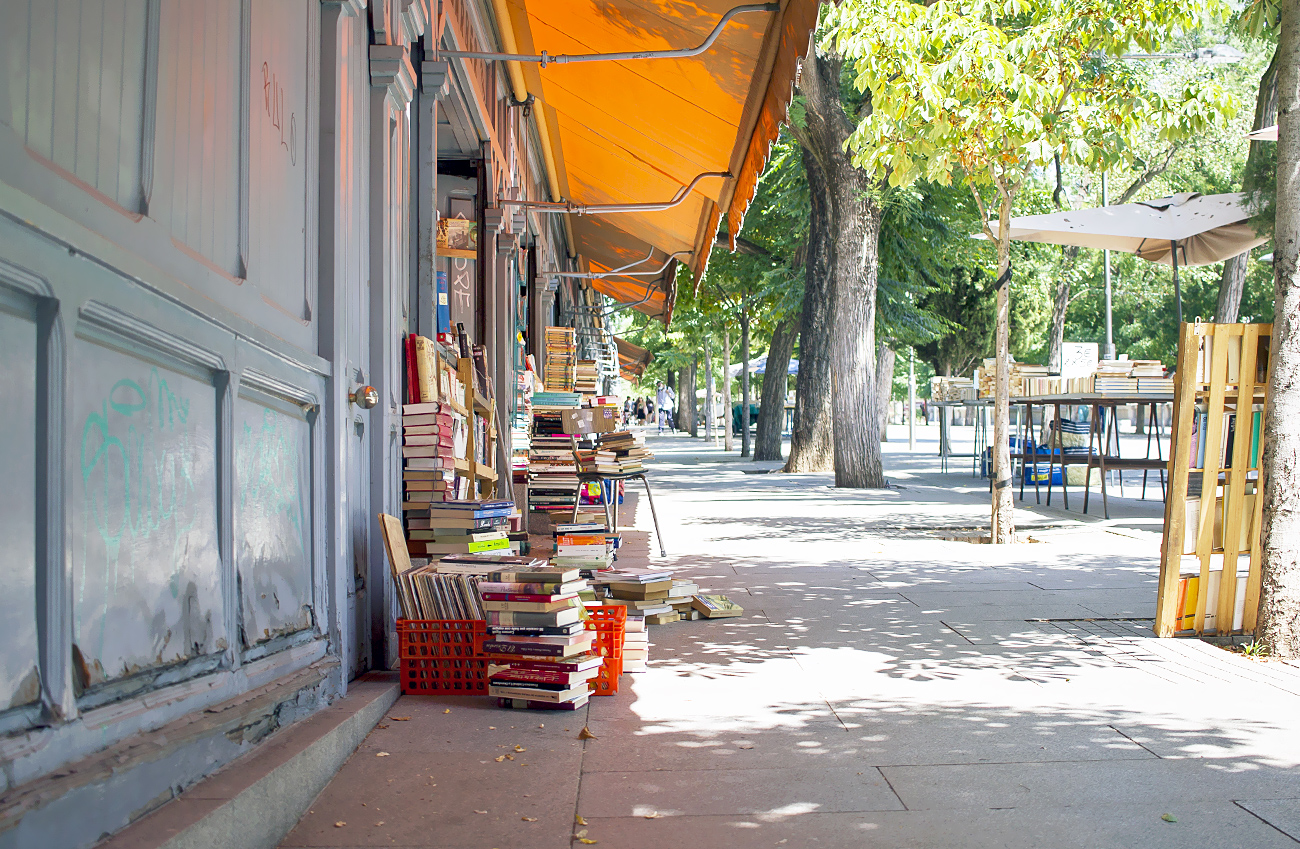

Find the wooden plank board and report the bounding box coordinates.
[1193,324,1229,633]
[1156,321,1199,637]
[378,512,415,620]
[1217,324,1258,634]
[1243,323,1274,633]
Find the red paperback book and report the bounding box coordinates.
[480,592,579,604]
[405,334,419,405]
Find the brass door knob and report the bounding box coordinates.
[350,385,379,409]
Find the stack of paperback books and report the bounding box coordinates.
[479,563,601,710]
[552,522,616,571]
[543,327,576,391]
[574,360,599,394]
[408,500,514,558]
[591,430,653,474]
[622,615,649,672]
[401,401,467,509]
[667,578,701,619]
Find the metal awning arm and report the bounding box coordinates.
[438,4,779,67]
[501,172,730,215]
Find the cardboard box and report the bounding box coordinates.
[562,406,617,434]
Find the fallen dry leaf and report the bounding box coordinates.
[578,840,598,845]
[375,821,385,826]
[494,755,506,762]
[489,726,496,730]
[376,752,390,757]
[474,810,488,815]
[376,724,390,729]
[391,716,411,721]
[643,812,660,819]
[574,829,588,838]
[538,724,544,728]
[444,708,451,714]
[514,745,526,752]
[333,821,346,828]
[522,816,537,822]
[1162,814,1178,823]
[506,755,515,761]
[578,727,597,740]
[575,815,588,826]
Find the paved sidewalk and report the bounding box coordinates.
[280,431,1300,849]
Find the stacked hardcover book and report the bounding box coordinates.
[667,578,701,619]
[402,401,467,509]
[593,430,653,474]
[479,563,601,710]
[408,499,514,558]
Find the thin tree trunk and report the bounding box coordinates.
[756,316,798,461]
[1219,46,1280,324]
[1258,2,1300,658]
[876,342,895,442]
[704,340,715,441]
[1048,246,1079,372]
[678,355,698,436]
[741,303,752,457]
[992,189,1016,544]
[722,323,734,452]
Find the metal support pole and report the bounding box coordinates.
[1171,240,1183,326]
[908,348,916,451]
[1102,172,1115,361]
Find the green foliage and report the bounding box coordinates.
[826,0,1239,214]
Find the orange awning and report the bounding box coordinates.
[504,0,817,323]
[614,335,654,379]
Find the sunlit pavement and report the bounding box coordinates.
[280,429,1300,849]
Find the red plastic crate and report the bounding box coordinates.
[397,619,490,695]
[585,606,626,696]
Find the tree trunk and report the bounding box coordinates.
[676,356,697,435]
[876,342,895,442]
[1047,246,1079,372]
[1258,4,1300,658]
[788,45,884,487]
[722,323,734,452]
[741,304,752,458]
[756,316,798,461]
[786,47,883,481]
[704,340,715,441]
[992,189,1016,543]
[1219,46,1280,324]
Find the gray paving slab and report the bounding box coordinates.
[1237,799,1300,842]
[575,765,905,818]
[880,758,1300,811]
[578,801,1300,849]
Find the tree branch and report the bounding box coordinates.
[1116,142,1187,205]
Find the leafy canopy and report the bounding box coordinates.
[824,0,1238,229]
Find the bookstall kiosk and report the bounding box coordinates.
[1155,322,1273,638]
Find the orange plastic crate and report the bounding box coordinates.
[397,619,489,695]
[585,606,626,696]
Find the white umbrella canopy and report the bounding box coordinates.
[986,192,1269,267]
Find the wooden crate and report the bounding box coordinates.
[1156,322,1272,637]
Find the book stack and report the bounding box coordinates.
[402,401,467,509]
[976,360,1048,398]
[552,522,616,571]
[544,326,576,392]
[591,430,653,474]
[407,500,514,558]
[394,569,485,621]
[622,615,649,672]
[667,578,700,619]
[527,404,585,515]
[602,575,677,623]
[574,360,599,394]
[479,563,600,710]
[930,376,975,402]
[1092,360,1138,394]
[1130,360,1172,394]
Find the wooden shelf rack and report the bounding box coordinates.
[1156,322,1272,638]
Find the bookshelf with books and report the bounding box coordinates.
[1156,322,1273,638]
